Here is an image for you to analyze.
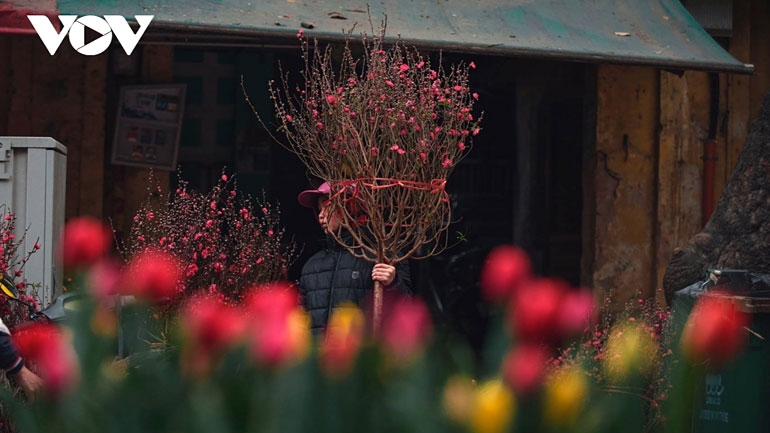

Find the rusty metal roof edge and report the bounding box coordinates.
[51,0,753,75]
[147,21,755,75]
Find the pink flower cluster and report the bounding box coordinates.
[121,172,296,311]
[0,207,42,329]
[267,29,482,180]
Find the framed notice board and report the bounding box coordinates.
[111,84,186,170]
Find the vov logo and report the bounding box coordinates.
[27,15,154,56]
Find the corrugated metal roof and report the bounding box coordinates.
[0,0,57,34]
[8,0,754,73]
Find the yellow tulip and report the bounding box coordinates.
[601,323,657,383]
[320,303,366,377]
[286,308,311,363]
[543,366,588,427]
[469,379,516,433]
[442,375,476,425]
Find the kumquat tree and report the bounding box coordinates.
[254,22,482,327]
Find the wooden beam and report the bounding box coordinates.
[7,36,34,136]
[725,0,751,185]
[749,0,770,121]
[594,65,659,311]
[114,45,174,238]
[79,53,107,218]
[0,36,10,134]
[656,70,710,306]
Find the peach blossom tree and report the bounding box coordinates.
[257,25,482,327]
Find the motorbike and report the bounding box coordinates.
[0,272,84,325]
[0,274,136,357]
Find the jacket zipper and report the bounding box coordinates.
[326,251,343,324]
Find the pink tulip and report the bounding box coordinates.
[480,245,531,303]
[13,323,78,396]
[123,249,183,303]
[86,258,122,299]
[181,294,245,353]
[509,278,568,343]
[382,297,433,364]
[61,217,111,270]
[557,289,596,339]
[246,284,306,368]
[502,344,550,395]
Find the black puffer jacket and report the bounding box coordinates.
[299,233,412,334]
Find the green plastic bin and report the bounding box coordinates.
[672,270,770,433]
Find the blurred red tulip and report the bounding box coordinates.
[557,289,596,339]
[681,292,749,368]
[246,284,308,368]
[502,344,550,396]
[480,245,531,303]
[509,278,568,343]
[321,303,366,377]
[86,258,122,299]
[382,297,433,364]
[182,294,246,353]
[123,249,183,303]
[12,323,78,396]
[61,217,111,271]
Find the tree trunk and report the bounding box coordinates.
[663,90,770,305]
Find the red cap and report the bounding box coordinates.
[297,182,331,208]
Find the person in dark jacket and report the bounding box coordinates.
[297,182,412,334]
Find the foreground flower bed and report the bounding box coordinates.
[0,218,753,433]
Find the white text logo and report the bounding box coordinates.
[27,15,153,56]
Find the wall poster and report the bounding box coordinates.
[111,84,186,170]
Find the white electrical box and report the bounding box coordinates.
[0,137,67,307]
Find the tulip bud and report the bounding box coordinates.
[246,284,308,369]
[320,303,365,377]
[468,379,516,433]
[382,297,433,365]
[557,288,596,339]
[181,294,246,353]
[601,323,657,383]
[680,292,749,368]
[480,245,531,302]
[442,375,476,425]
[508,278,568,343]
[543,366,588,427]
[86,258,122,299]
[61,217,111,271]
[12,323,80,397]
[122,249,183,303]
[502,344,550,396]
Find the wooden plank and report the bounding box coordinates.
[114,45,175,237]
[7,36,34,136]
[29,43,85,220]
[726,0,751,184]
[594,64,658,312]
[714,72,729,204]
[79,53,108,218]
[749,0,770,121]
[0,36,10,134]
[656,70,710,306]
